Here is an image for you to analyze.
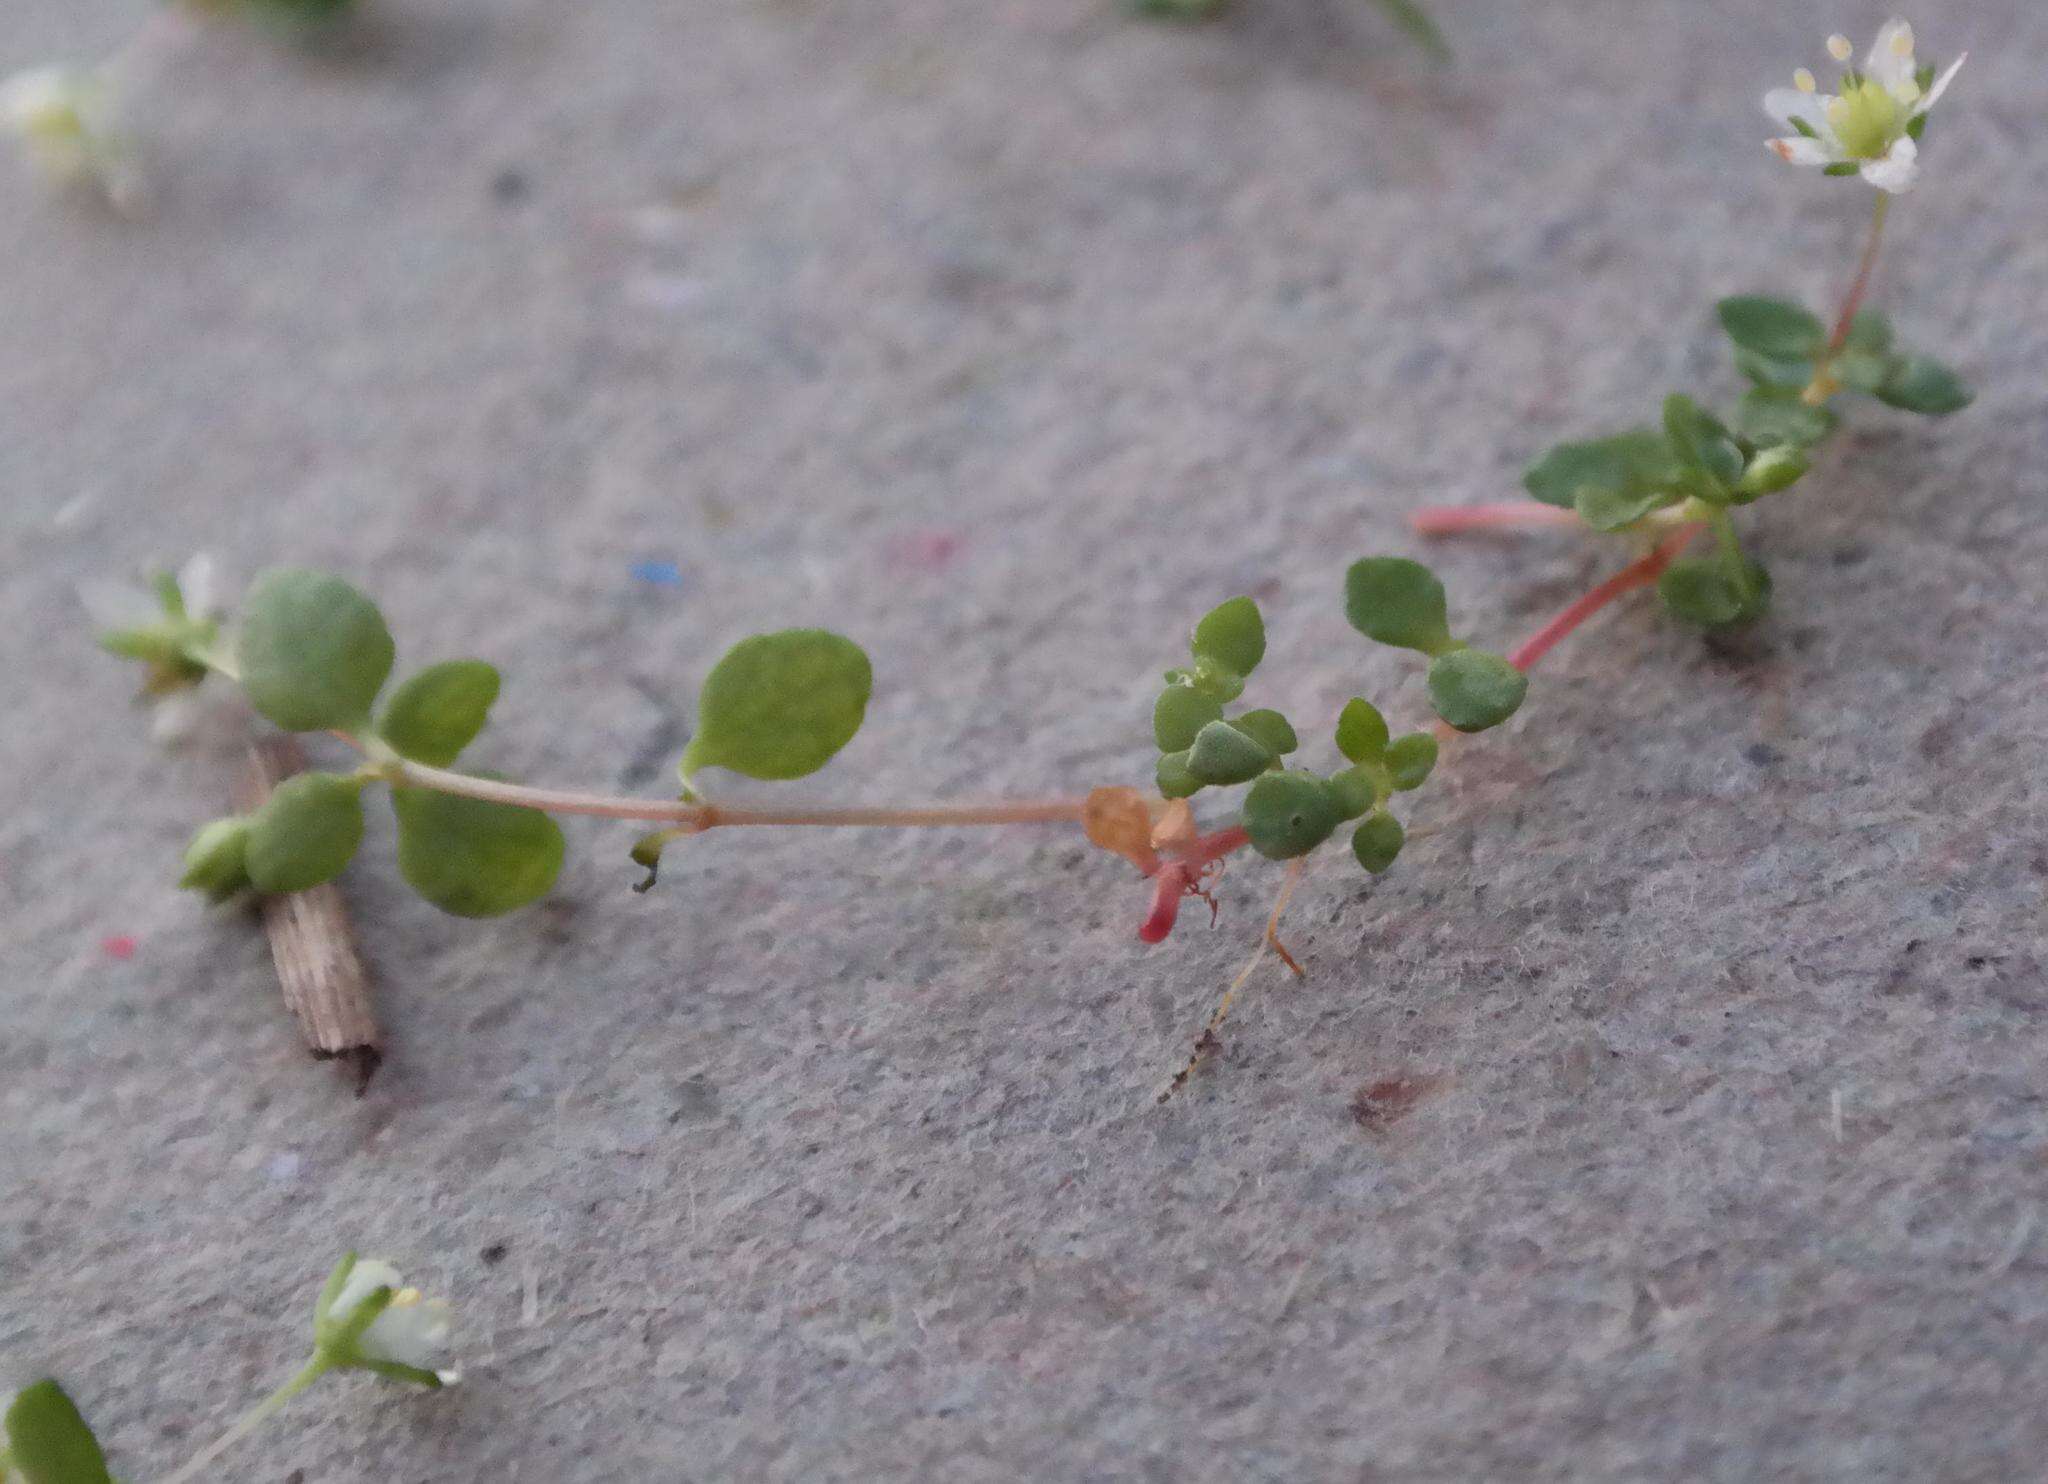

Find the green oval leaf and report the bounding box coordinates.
[1230,708,1298,756]
[1574,482,1680,533]
[1344,558,1453,655]
[1833,348,1895,394]
[1190,596,1265,678]
[1662,394,1744,492]
[1716,297,1824,361]
[1326,766,1378,820]
[1843,309,1894,355]
[245,773,365,893]
[1155,750,1203,800]
[680,630,872,785]
[5,1379,114,1484]
[1658,557,1773,628]
[1185,719,1275,786]
[377,660,501,767]
[1384,732,1439,791]
[1351,811,1405,874]
[1334,698,1389,763]
[179,816,253,902]
[1876,356,1973,416]
[1153,686,1224,753]
[1732,346,1815,391]
[1426,650,1527,733]
[1523,431,1679,511]
[238,568,396,732]
[1240,771,1343,861]
[392,786,565,918]
[1734,388,1837,449]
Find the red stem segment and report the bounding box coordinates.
[1410,501,1583,536]
[1827,193,1891,355]
[1138,827,1251,944]
[1507,524,1705,672]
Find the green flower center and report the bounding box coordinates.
[1827,79,1904,159]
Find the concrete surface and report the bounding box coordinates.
[3,0,2045,1478]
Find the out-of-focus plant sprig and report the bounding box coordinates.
[1131,0,1450,63]
[1,0,359,209]
[2,1254,452,1484]
[86,16,1983,1098]
[1417,19,1971,634]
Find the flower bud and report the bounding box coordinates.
[314,1253,458,1388]
[179,817,254,903]
[1736,444,1810,498]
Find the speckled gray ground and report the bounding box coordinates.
[4,1,2045,1479]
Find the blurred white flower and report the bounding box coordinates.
[77,575,160,636]
[0,64,139,208]
[79,554,221,630]
[79,554,226,709]
[150,690,209,745]
[1764,20,1965,194]
[319,1256,458,1385]
[175,553,223,619]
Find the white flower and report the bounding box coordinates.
[1764,20,1965,194]
[0,64,139,208]
[77,576,161,635]
[322,1257,459,1384]
[175,553,223,619]
[1,66,90,142]
[78,554,221,630]
[79,554,225,706]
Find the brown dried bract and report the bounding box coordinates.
[1083,786,1162,873]
[1149,797,1196,853]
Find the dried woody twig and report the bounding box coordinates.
[234,735,382,1092]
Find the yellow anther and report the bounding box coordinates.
[1891,26,1915,58]
[1827,34,1853,62]
[1794,68,1817,93]
[392,1287,422,1308]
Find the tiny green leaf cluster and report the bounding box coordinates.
[116,567,876,917]
[1523,297,1970,628]
[177,567,565,918]
[2,1252,458,1484]
[1719,298,1969,416]
[1344,558,1527,732]
[1127,0,1448,61]
[1152,556,1517,876]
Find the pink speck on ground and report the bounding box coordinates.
[102,934,138,960]
[889,529,965,571]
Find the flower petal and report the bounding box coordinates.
[1764,87,1833,136]
[1860,137,1920,194]
[1866,19,1917,93]
[359,1294,453,1369]
[329,1259,406,1324]
[77,578,156,633]
[1915,53,1966,115]
[177,552,220,618]
[0,67,80,132]
[1768,136,1835,168]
